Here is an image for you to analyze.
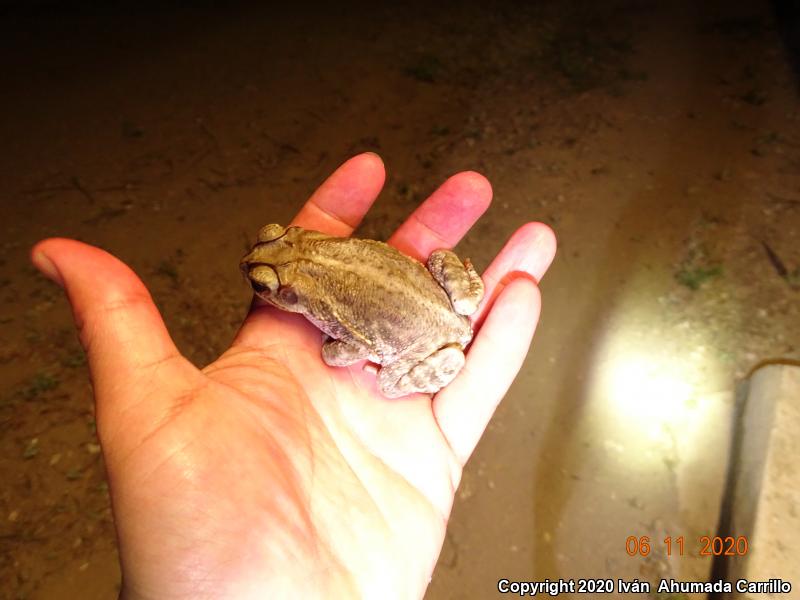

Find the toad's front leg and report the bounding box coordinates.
[322,338,372,366]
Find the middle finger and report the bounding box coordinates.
[388,171,492,260]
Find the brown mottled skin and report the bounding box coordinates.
[240,224,484,397]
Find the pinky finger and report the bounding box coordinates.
[432,277,542,466]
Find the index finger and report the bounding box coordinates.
[291,152,386,236]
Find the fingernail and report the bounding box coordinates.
[32,251,64,287]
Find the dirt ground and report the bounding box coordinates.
[1,1,798,598]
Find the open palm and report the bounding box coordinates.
[31,153,556,600]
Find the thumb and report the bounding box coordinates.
[30,238,194,434]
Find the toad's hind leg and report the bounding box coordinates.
[322,339,372,366]
[377,344,466,398]
[427,249,484,315]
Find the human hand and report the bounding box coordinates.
[31,153,556,600]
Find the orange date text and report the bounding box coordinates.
[625,535,749,557]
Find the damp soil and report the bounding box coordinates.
[1,1,798,598]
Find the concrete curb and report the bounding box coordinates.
[718,363,800,598]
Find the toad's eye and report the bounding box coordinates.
[251,280,271,295]
[278,287,298,305]
[257,224,287,243]
[248,265,279,295]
